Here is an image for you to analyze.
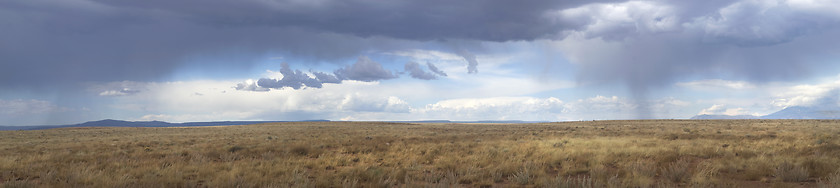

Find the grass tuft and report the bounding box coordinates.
[662,158,692,183]
[775,161,809,182]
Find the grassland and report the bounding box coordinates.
[2,120,840,187]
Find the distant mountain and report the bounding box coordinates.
[690,114,759,119]
[75,119,173,127]
[691,105,840,120]
[762,106,840,119]
[0,119,328,131]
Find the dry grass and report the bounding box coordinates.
[1,120,840,187]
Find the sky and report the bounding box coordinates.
[2,0,840,125]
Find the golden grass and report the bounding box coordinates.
[1,120,840,187]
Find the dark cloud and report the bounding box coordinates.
[234,62,349,91]
[560,0,840,118]
[0,0,623,90]
[254,63,323,90]
[234,81,270,92]
[455,49,479,74]
[5,0,835,89]
[404,62,438,80]
[312,72,342,84]
[426,62,447,77]
[692,0,840,46]
[334,57,398,82]
[237,57,404,91]
[564,0,840,84]
[90,0,613,41]
[0,1,398,90]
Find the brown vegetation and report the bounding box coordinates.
[1,120,840,187]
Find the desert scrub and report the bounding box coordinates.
[1,120,840,187]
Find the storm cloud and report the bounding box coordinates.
[7,0,833,90]
[256,63,324,90]
[404,62,439,80]
[552,0,840,118]
[455,49,480,74]
[334,57,399,82]
[426,62,448,77]
[237,57,401,91]
[0,0,622,90]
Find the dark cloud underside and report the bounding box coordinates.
[334,57,398,82]
[0,0,619,90]
[238,57,401,91]
[404,62,438,80]
[257,63,323,89]
[426,62,447,77]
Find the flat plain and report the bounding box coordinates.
[2,120,840,187]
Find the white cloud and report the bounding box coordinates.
[99,88,142,96]
[233,79,270,92]
[410,95,692,121]
[89,81,147,96]
[93,76,697,122]
[786,0,840,17]
[340,94,411,113]
[102,78,574,121]
[264,70,285,80]
[92,79,410,122]
[417,97,566,121]
[698,104,759,116]
[652,97,691,109]
[682,75,840,116]
[770,77,840,107]
[552,1,680,40]
[676,79,756,90]
[139,111,259,122]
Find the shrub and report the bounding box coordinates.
[227,145,244,153]
[818,171,840,188]
[662,158,691,183]
[289,145,310,156]
[545,176,593,188]
[775,162,809,182]
[509,167,532,185]
[627,160,656,178]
